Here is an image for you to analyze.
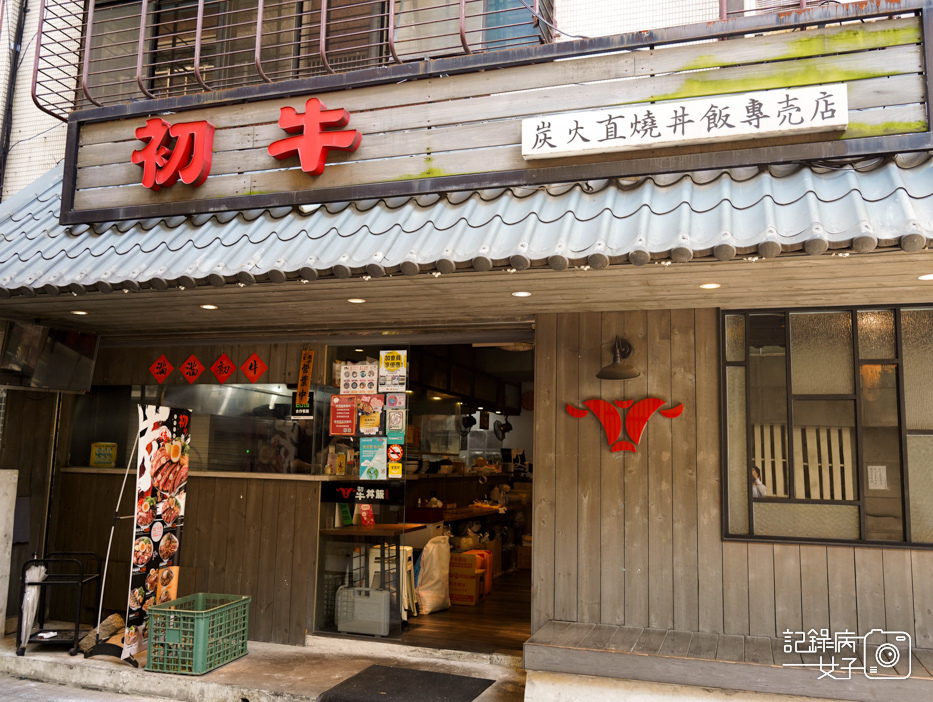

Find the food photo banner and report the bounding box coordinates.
[123,404,190,660]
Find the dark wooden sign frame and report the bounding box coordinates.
[59,1,933,225]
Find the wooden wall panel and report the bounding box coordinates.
[44,471,320,644]
[855,549,886,636]
[911,551,933,648]
[533,307,933,645]
[553,313,580,622]
[577,312,602,624]
[773,544,803,636]
[827,546,858,636]
[647,310,674,631]
[241,479,265,640]
[883,549,915,640]
[670,310,698,632]
[747,543,776,638]
[256,480,282,642]
[694,308,724,634]
[272,484,298,643]
[722,542,750,635]
[799,545,830,634]
[531,313,557,632]
[599,312,626,626]
[1,391,58,617]
[623,311,650,628]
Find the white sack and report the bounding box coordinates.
[415,535,450,614]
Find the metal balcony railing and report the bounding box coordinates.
[32,0,555,120]
[30,0,853,121]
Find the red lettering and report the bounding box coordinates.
[268,98,362,176]
[131,118,215,191]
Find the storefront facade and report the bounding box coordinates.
[3,1,933,699]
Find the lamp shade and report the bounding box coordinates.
[597,337,640,380]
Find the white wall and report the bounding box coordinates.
[0,0,67,200]
[556,0,720,40]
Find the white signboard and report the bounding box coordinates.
[522,84,848,160]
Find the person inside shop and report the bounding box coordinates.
[751,466,768,498]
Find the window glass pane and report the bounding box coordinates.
[727,366,749,534]
[790,312,854,395]
[908,435,933,543]
[86,3,142,108]
[903,309,933,431]
[860,364,903,541]
[791,400,857,500]
[748,314,788,498]
[857,310,896,360]
[69,384,334,474]
[753,503,860,540]
[725,314,745,363]
[161,383,333,473]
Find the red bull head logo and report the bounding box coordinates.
[566,398,684,453]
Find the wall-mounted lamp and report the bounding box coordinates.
[597,336,640,380]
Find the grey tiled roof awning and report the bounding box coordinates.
[1,154,932,297]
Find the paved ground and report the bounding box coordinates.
[0,628,525,702]
[0,673,176,701]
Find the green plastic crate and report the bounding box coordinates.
[147,593,250,675]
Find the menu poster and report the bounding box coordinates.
[124,404,190,660]
[329,395,357,436]
[341,362,378,394]
[360,437,388,480]
[357,394,385,436]
[378,350,407,392]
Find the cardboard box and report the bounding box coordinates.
[449,552,483,573]
[464,549,493,594]
[517,545,532,569]
[449,552,488,605]
[449,568,486,606]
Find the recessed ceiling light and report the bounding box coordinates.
[432,396,442,400]
[511,291,531,297]
[354,348,364,352]
[71,310,87,315]
[348,298,366,304]
[918,274,933,281]
[200,304,218,310]
[699,283,721,289]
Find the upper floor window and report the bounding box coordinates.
[722,306,933,545]
[50,0,552,114]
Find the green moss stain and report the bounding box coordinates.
[843,120,927,139]
[390,157,453,181]
[778,25,920,60]
[680,23,919,71]
[646,63,893,104]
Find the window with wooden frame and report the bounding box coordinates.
[721,306,933,545]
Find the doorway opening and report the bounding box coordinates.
[314,338,534,656]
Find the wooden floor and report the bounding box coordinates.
[399,570,531,655]
[525,621,933,702]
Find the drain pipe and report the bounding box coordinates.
[0,0,29,200]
